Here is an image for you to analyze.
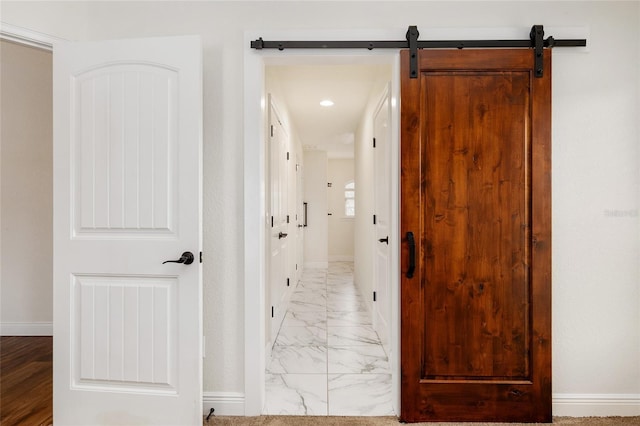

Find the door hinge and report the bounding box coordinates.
[287,278,290,287]
[286,215,290,223]
[271,216,274,227]
[270,125,274,137]
[295,263,298,270]
[287,152,290,160]
[373,214,377,225]
[200,251,203,263]
[373,291,377,302]
[271,306,274,318]
[373,137,376,148]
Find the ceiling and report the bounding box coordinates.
[266,64,390,159]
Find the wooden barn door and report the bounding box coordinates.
[400,49,552,423]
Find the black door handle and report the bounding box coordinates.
[406,232,415,278]
[279,232,288,239]
[163,251,195,265]
[378,236,389,244]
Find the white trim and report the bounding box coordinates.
[244,31,267,416]
[389,55,401,414]
[328,255,354,262]
[203,392,245,416]
[304,261,329,269]
[552,394,640,417]
[1,322,53,336]
[0,22,66,51]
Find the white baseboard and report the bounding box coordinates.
[0,322,53,336]
[202,392,639,418]
[203,392,245,416]
[328,255,354,262]
[304,261,328,269]
[553,393,640,416]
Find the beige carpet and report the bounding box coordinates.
[204,416,640,426]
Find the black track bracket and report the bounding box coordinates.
[250,25,586,79]
[531,25,545,77]
[406,25,419,79]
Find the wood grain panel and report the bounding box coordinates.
[400,48,552,423]
[422,72,531,379]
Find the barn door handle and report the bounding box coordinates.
[378,236,389,244]
[406,232,415,278]
[162,251,194,265]
[279,232,288,239]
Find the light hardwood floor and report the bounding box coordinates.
[0,336,53,426]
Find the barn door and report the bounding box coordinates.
[400,49,552,423]
[54,36,202,425]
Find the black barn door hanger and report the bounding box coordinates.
[251,25,586,78]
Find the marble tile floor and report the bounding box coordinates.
[264,262,394,416]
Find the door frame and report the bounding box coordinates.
[0,23,63,51]
[243,29,402,415]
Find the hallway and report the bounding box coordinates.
[264,262,394,416]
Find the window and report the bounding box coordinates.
[344,181,355,217]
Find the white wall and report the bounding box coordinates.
[2,0,639,416]
[328,159,355,261]
[303,150,328,268]
[0,39,53,336]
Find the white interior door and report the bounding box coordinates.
[287,147,297,286]
[373,85,392,355]
[53,36,202,425]
[267,97,289,344]
[296,156,304,283]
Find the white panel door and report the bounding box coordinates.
[53,36,202,425]
[373,86,392,355]
[267,97,289,344]
[295,155,304,283]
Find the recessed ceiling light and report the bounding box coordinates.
[320,99,334,107]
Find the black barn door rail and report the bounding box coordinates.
[251,25,587,78]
